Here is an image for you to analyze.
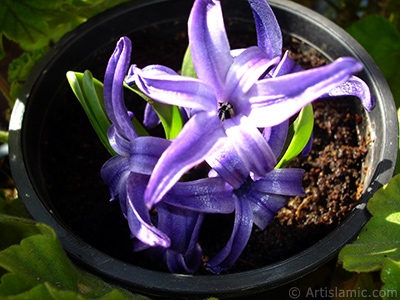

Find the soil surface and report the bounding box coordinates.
[38,20,368,274]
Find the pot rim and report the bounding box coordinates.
[8,0,398,298]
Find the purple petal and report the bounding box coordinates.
[132,240,150,252]
[133,65,217,111]
[188,0,233,99]
[247,191,288,230]
[252,168,305,196]
[206,138,249,189]
[157,204,204,273]
[101,155,130,201]
[107,125,130,156]
[324,75,375,111]
[143,103,161,129]
[246,57,364,127]
[207,195,253,274]
[156,204,200,252]
[129,136,171,175]
[145,111,226,208]
[223,115,276,178]
[225,46,280,104]
[104,37,138,140]
[165,244,203,274]
[248,0,282,59]
[125,173,171,248]
[163,177,235,213]
[126,63,178,85]
[271,50,303,77]
[262,120,289,158]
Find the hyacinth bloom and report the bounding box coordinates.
[127,0,374,211]
[100,0,376,274]
[101,36,235,272]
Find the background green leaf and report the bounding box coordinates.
[347,15,400,109]
[339,174,400,272]
[0,0,70,50]
[0,217,145,300]
[381,258,400,299]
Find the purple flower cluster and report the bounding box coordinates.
[101,0,374,273]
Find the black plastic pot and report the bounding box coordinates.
[9,0,398,299]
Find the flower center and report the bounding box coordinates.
[218,102,234,121]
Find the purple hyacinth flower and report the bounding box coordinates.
[127,0,373,210]
[102,37,234,255]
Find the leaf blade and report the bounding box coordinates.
[339,174,400,272]
[66,71,116,156]
[275,104,314,168]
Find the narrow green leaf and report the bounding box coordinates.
[275,104,314,168]
[339,174,400,272]
[66,71,116,156]
[67,71,150,155]
[181,46,197,78]
[125,84,184,139]
[82,71,112,145]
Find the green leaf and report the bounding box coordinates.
[0,217,145,300]
[125,84,184,140]
[0,190,29,220]
[332,272,380,300]
[347,15,400,110]
[396,108,400,176]
[0,0,79,50]
[0,34,4,61]
[0,282,132,300]
[275,104,314,168]
[67,71,150,155]
[181,46,197,78]
[0,131,8,144]
[381,258,400,300]
[8,47,49,83]
[0,215,40,252]
[67,71,116,156]
[338,174,400,272]
[61,0,133,20]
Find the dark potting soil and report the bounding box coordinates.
[40,19,368,274]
